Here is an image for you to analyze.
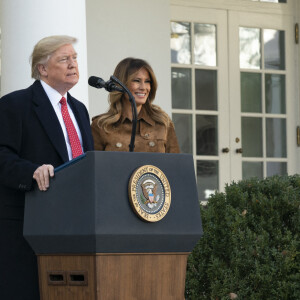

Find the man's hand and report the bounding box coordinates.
[33,164,54,191]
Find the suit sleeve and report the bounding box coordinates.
[81,104,94,151]
[0,95,38,191]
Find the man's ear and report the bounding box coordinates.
[37,64,47,77]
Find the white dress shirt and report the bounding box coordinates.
[41,80,83,161]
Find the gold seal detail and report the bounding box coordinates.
[128,165,171,222]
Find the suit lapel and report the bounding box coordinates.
[68,94,90,152]
[32,81,69,163]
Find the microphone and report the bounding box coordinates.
[89,74,137,152]
[88,76,123,92]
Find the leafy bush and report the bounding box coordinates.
[185,175,300,300]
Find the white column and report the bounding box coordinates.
[0,0,89,109]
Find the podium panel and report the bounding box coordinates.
[38,253,188,300]
[24,151,203,300]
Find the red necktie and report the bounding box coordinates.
[60,97,83,159]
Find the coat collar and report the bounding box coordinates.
[31,80,69,163]
[121,105,155,126]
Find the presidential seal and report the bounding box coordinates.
[128,165,171,222]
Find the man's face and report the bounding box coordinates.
[39,44,79,95]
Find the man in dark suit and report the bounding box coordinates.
[0,35,94,299]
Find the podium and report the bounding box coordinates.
[24,151,202,300]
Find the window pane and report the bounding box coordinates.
[171,68,192,109]
[195,69,217,110]
[267,162,287,176]
[241,72,262,113]
[266,118,287,157]
[196,115,218,156]
[240,27,261,69]
[170,22,191,64]
[265,74,286,114]
[197,160,218,200]
[194,23,216,66]
[172,113,192,154]
[264,29,285,70]
[242,117,263,157]
[243,162,263,180]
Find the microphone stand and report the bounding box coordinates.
[110,75,137,152]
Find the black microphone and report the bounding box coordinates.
[88,76,123,92]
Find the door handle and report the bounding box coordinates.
[236,148,243,154]
[222,147,230,153]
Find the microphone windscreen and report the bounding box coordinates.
[88,76,105,88]
[88,76,99,88]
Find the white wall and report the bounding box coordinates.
[0,0,89,107]
[86,0,172,119]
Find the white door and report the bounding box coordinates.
[170,2,298,201]
[228,10,298,183]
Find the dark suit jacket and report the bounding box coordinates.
[0,80,94,299]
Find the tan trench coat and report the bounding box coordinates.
[91,106,180,153]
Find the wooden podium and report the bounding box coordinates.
[24,151,203,300]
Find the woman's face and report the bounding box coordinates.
[128,67,151,109]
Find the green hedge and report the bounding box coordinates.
[185,175,300,300]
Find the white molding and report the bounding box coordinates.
[171,0,294,15]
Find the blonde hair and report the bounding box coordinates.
[97,57,170,132]
[30,35,77,80]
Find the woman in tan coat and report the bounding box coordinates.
[91,57,180,153]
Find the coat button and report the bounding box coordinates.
[144,133,150,138]
[149,141,155,147]
[116,142,122,148]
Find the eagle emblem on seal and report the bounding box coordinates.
[141,179,160,208]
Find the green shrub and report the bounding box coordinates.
[185,175,300,300]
